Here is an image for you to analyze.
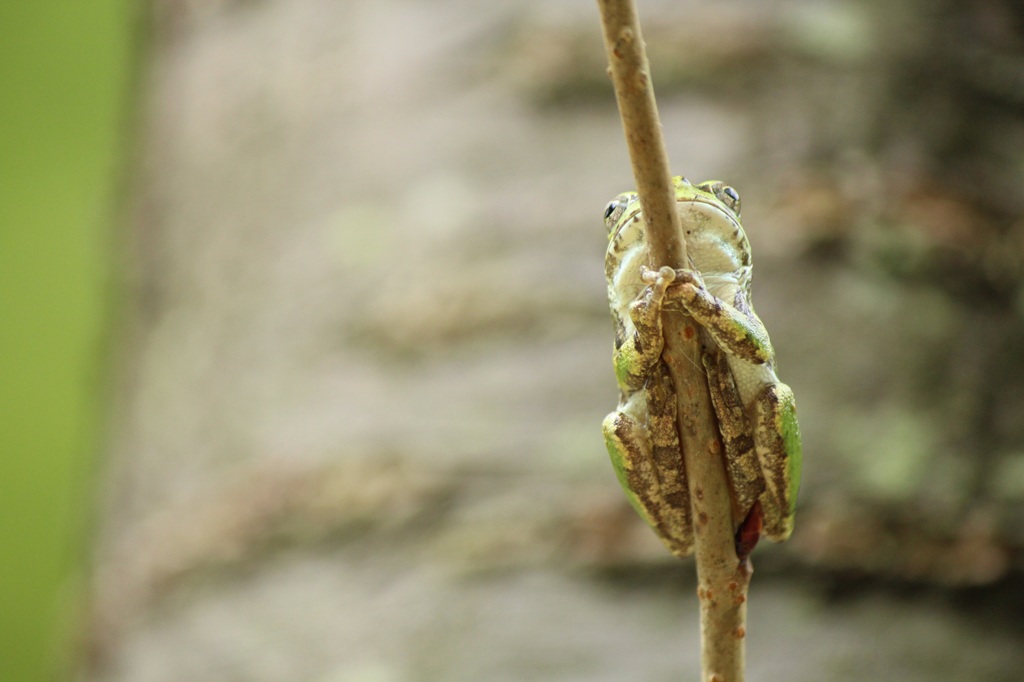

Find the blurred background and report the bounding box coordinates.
[4,0,1024,680]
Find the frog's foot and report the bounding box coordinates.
[642,266,705,316]
[626,269,670,340]
[671,267,705,287]
[665,268,707,304]
[639,266,712,304]
[630,266,676,330]
[639,265,677,290]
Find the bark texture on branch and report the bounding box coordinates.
[596,2,751,680]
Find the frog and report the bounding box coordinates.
[601,176,802,558]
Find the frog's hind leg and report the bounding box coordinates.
[703,349,765,522]
[602,364,693,557]
[752,383,802,542]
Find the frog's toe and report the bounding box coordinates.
[671,268,703,287]
[664,269,705,304]
[640,265,676,288]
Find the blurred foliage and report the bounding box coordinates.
[57,0,1024,678]
[0,2,138,680]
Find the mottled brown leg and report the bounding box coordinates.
[703,349,764,521]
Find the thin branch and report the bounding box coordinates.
[596,2,750,681]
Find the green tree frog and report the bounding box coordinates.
[601,177,802,557]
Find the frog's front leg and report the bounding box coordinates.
[613,266,676,391]
[667,269,774,365]
[602,362,693,557]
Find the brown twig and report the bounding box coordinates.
[595,1,750,680]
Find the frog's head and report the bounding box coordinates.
[675,178,751,290]
[604,177,752,298]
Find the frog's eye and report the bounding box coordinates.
[696,181,741,216]
[603,199,627,230]
[720,186,741,216]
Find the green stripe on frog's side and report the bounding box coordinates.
[606,436,650,522]
[779,393,803,517]
[602,176,803,555]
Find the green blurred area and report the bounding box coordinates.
[0,2,138,680]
